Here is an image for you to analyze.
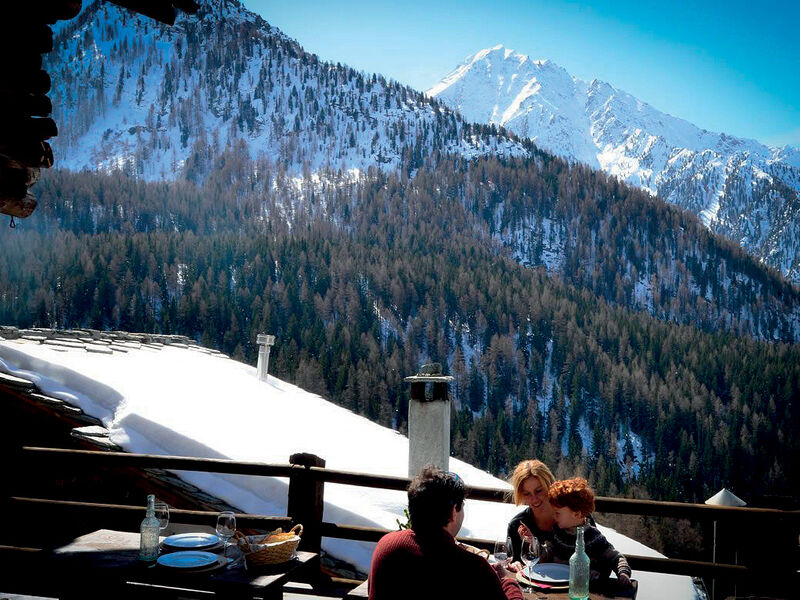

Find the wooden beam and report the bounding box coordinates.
[2,54,43,76]
[307,465,800,524]
[0,495,769,583]
[172,0,201,13]
[320,522,386,543]
[8,496,292,532]
[309,465,410,493]
[0,162,35,196]
[20,446,296,477]
[595,496,800,524]
[0,139,53,169]
[0,191,37,219]
[43,1,83,23]
[1,117,58,142]
[0,24,53,55]
[8,1,83,24]
[0,93,53,118]
[0,70,53,96]
[19,447,800,526]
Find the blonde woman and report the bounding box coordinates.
[506,459,558,565]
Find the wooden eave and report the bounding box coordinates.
[0,1,200,221]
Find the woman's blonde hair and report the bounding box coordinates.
[508,459,556,505]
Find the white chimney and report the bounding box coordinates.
[405,364,454,477]
[256,334,276,382]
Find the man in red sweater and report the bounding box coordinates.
[368,466,523,600]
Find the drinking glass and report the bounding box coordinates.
[216,511,237,559]
[520,535,541,571]
[518,535,540,592]
[493,539,508,565]
[154,501,169,532]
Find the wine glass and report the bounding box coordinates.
[492,539,508,565]
[216,511,237,559]
[520,535,541,572]
[154,501,169,533]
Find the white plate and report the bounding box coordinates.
[157,550,219,569]
[525,562,570,583]
[162,532,220,550]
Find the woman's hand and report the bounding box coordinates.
[490,561,517,581]
[517,523,533,540]
[506,561,523,573]
[618,573,633,588]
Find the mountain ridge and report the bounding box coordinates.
[46,0,529,181]
[428,45,800,283]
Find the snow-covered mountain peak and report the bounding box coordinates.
[427,45,595,162]
[428,45,569,99]
[471,44,525,63]
[430,45,800,283]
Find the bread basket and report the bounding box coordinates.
[234,524,303,566]
[457,541,491,560]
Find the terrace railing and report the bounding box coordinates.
[5,446,799,599]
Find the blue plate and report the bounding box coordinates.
[162,532,220,550]
[525,562,570,584]
[157,550,219,569]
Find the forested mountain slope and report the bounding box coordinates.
[25,153,800,343]
[3,166,798,510]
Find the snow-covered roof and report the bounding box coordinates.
[0,328,698,599]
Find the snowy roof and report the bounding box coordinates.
[705,488,746,507]
[0,328,698,599]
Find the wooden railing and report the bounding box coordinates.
[7,446,800,596]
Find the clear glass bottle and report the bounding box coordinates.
[139,494,160,561]
[569,524,590,600]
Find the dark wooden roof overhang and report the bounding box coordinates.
[0,1,200,222]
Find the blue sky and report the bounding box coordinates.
[247,0,799,148]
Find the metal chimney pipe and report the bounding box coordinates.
[256,334,276,382]
[405,363,454,477]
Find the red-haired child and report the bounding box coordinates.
[548,477,632,588]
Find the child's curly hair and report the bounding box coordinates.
[548,477,595,516]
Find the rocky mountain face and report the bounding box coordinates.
[47,1,527,181]
[429,45,800,283]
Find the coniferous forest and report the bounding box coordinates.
[2,151,798,528]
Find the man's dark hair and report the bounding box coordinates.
[407,465,466,532]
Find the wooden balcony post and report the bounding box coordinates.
[288,453,325,554]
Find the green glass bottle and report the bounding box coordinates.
[139,494,160,561]
[569,525,590,600]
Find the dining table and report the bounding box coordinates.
[41,528,319,599]
[343,573,638,599]
[517,573,638,600]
